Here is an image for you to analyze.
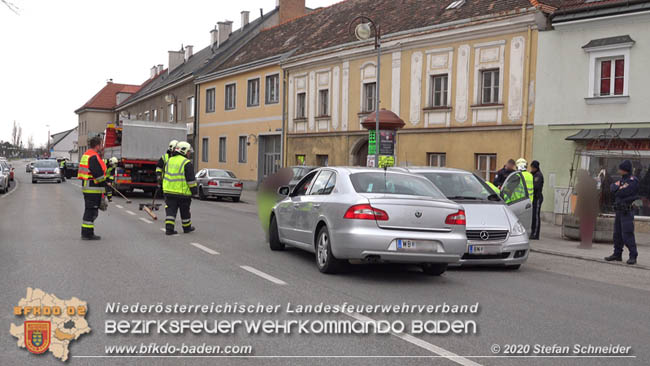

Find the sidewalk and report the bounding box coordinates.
[532,224,650,270]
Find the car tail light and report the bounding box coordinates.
[208,180,219,186]
[445,210,466,225]
[343,204,389,221]
[234,182,243,188]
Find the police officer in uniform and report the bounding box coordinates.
[77,136,108,240]
[605,160,639,265]
[105,157,118,202]
[529,160,544,240]
[156,140,178,187]
[162,141,197,235]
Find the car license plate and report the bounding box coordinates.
[468,245,485,254]
[397,239,416,249]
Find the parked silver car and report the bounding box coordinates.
[195,169,243,202]
[269,167,468,275]
[31,160,62,183]
[0,161,10,193]
[400,167,531,269]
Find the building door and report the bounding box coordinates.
[353,140,368,166]
[258,134,281,182]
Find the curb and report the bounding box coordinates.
[531,248,650,271]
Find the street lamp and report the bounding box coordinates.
[350,16,381,167]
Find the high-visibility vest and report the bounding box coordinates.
[60,160,65,168]
[156,152,170,175]
[486,181,500,195]
[522,171,534,204]
[78,149,107,194]
[163,155,195,196]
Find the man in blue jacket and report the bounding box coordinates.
[605,160,639,265]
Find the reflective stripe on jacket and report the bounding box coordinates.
[77,149,107,183]
[163,155,193,196]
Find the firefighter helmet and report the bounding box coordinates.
[168,140,179,152]
[516,158,528,171]
[109,157,118,166]
[175,141,192,157]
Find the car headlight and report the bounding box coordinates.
[55,168,60,174]
[33,168,39,173]
[511,220,526,236]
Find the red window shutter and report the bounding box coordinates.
[600,60,611,96]
[614,59,624,95]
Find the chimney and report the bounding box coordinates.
[241,11,250,27]
[217,21,233,47]
[157,64,164,74]
[150,66,158,79]
[168,48,185,72]
[184,45,193,61]
[278,0,305,24]
[210,26,218,45]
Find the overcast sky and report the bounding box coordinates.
[0,0,339,146]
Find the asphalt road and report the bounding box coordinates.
[1,162,649,366]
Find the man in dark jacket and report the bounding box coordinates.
[77,136,108,240]
[493,159,516,188]
[529,160,544,240]
[605,160,639,265]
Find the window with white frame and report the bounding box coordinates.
[247,78,260,107]
[238,136,247,163]
[168,104,174,122]
[430,74,449,107]
[427,153,446,167]
[206,88,215,113]
[218,137,226,163]
[225,84,236,110]
[187,96,195,117]
[475,154,497,182]
[480,69,499,104]
[363,82,376,112]
[596,58,625,96]
[265,74,279,104]
[296,92,306,119]
[584,35,633,100]
[318,89,329,116]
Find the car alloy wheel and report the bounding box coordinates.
[315,226,343,274]
[317,231,329,268]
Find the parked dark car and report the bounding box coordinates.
[64,162,79,179]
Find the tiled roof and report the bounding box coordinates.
[75,82,141,113]
[118,8,278,109]
[216,0,539,72]
[540,0,649,12]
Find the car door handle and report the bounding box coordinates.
[313,203,321,209]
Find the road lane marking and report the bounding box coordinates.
[190,243,219,255]
[160,228,166,232]
[125,210,136,216]
[116,204,123,209]
[240,266,287,285]
[344,312,481,366]
[139,217,153,224]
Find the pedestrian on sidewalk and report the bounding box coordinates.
[529,160,544,240]
[605,160,639,265]
[576,170,598,249]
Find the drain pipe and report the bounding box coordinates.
[520,25,533,158]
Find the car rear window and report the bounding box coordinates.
[34,160,58,168]
[208,170,235,178]
[420,172,498,201]
[349,172,445,198]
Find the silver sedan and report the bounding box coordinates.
[400,167,530,269]
[195,169,243,202]
[269,167,468,275]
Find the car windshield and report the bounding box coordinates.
[349,172,445,198]
[292,167,310,180]
[34,160,58,169]
[208,170,235,178]
[419,172,499,201]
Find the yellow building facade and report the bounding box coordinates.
[283,12,540,182]
[196,64,284,184]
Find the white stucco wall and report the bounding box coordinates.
[51,128,78,159]
[535,11,650,126]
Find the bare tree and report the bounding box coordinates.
[11,121,18,146]
[27,134,34,151]
[1,0,19,14]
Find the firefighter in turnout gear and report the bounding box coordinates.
[516,158,535,204]
[77,136,108,240]
[105,157,118,202]
[162,141,197,235]
[156,140,178,187]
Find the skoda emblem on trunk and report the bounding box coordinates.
[479,231,490,241]
[414,211,422,218]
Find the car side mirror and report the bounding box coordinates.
[277,185,290,196]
